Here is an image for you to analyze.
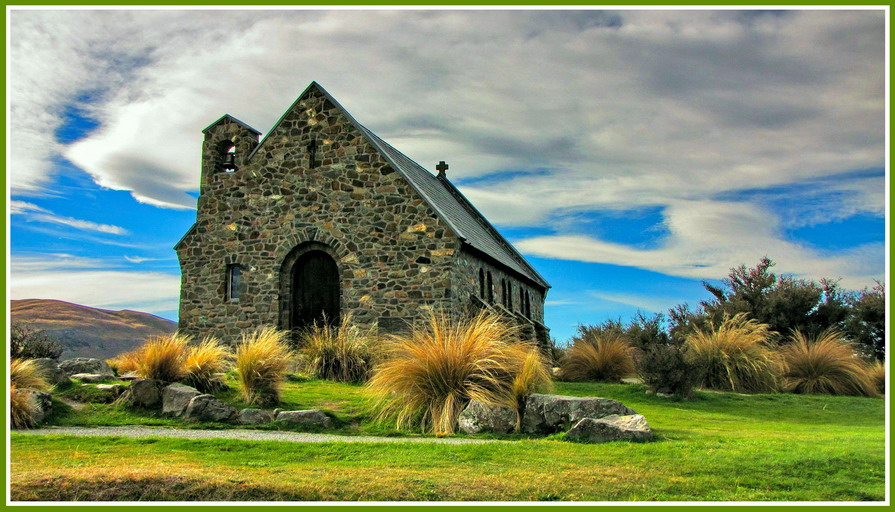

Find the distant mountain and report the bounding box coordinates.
[10,299,178,360]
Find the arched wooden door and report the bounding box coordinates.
[292,250,340,330]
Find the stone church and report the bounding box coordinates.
[175,82,550,346]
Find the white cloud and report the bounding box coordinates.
[11,201,127,235]
[10,254,179,315]
[588,291,690,314]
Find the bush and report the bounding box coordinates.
[686,313,781,393]
[780,329,878,397]
[299,314,378,383]
[367,311,551,434]
[11,323,63,360]
[635,343,703,397]
[132,333,191,383]
[557,330,635,383]
[235,327,293,406]
[183,337,230,392]
[11,358,51,391]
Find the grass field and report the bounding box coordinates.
[10,379,886,501]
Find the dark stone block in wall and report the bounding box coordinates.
[379,317,410,335]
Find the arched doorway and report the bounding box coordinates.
[279,243,341,335]
[292,250,340,330]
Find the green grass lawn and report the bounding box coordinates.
[10,379,886,501]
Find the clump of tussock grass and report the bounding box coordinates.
[299,314,379,383]
[106,351,141,376]
[366,310,552,434]
[557,331,635,383]
[131,333,192,383]
[780,329,878,397]
[10,385,41,429]
[867,361,885,396]
[10,359,51,430]
[183,336,230,392]
[686,313,781,393]
[235,327,293,406]
[10,358,51,391]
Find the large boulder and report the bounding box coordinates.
[457,400,517,434]
[275,410,332,430]
[183,394,237,423]
[162,383,202,417]
[58,358,114,377]
[122,379,163,408]
[565,414,654,444]
[30,358,69,386]
[238,408,275,425]
[17,389,52,424]
[521,394,636,434]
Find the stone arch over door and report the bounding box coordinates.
[279,241,342,337]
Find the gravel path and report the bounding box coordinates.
[13,426,506,445]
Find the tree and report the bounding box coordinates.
[844,282,886,361]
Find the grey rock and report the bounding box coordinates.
[183,394,237,423]
[71,373,106,383]
[123,379,162,408]
[521,394,637,434]
[565,414,654,444]
[275,410,332,429]
[94,384,124,395]
[58,358,114,377]
[238,408,275,425]
[31,358,69,386]
[162,383,202,417]
[457,400,517,434]
[18,389,52,424]
[118,373,140,382]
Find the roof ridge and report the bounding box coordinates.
[202,114,261,135]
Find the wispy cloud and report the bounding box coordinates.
[11,201,129,236]
[588,291,685,314]
[124,255,162,263]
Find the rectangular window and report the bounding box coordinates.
[227,265,242,302]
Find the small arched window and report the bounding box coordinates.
[227,264,242,302]
[218,139,237,173]
[486,272,494,302]
[478,268,485,298]
[507,282,513,310]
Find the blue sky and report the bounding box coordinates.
[8,9,886,344]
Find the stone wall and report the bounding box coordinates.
[177,87,460,343]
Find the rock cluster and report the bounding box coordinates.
[457,393,652,444]
[58,358,114,377]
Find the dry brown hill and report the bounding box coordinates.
[11,299,178,360]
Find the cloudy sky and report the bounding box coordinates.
[8,8,886,343]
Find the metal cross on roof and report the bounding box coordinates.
[436,161,448,178]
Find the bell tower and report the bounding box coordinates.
[199,114,261,193]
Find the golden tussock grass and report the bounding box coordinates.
[10,358,51,391]
[183,336,230,392]
[299,314,379,383]
[366,310,552,434]
[781,329,878,397]
[131,333,192,383]
[235,327,293,406]
[10,385,41,429]
[106,351,141,376]
[686,313,781,393]
[557,331,635,383]
[867,360,885,396]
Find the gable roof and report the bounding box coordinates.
[186,82,550,290]
[202,114,261,135]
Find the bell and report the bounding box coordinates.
[222,152,237,171]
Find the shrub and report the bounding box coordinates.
[635,343,703,397]
[867,361,885,396]
[780,329,878,397]
[557,330,635,382]
[11,323,63,360]
[235,327,293,406]
[183,337,230,392]
[10,385,40,429]
[10,358,51,391]
[367,311,551,434]
[299,314,378,383]
[685,313,781,393]
[132,333,191,383]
